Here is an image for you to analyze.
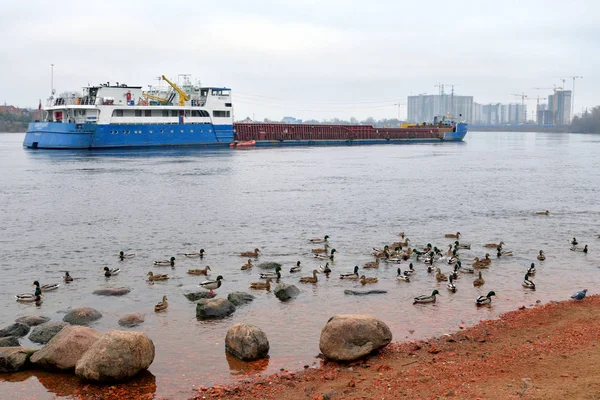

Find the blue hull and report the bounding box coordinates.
[23,122,234,149]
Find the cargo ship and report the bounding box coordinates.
[23,75,467,149]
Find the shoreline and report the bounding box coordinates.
[192,294,599,399]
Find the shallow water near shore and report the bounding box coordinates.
[0,131,599,399]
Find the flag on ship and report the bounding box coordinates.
[38,99,42,110]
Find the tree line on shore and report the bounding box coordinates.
[571,106,600,133]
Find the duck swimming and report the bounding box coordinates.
[311,244,330,254]
[318,262,331,275]
[340,266,359,279]
[154,295,168,312]
[435,268,447,282]
[309,235,330,244]
[119,251,135,260]
[187,266,211,275]
[484,241,504,248]
[527,262,536,275]
[535,210,549,215]
[571,238,578,245]
[240,248,260,258]
[570,244,588,253]
[199,275,224,294]
[241,259,253,270]
[447,275,457,293]
[63,271,73,282]
[476,291,496,306]
[260,266,282,280]
[250,278,272,290]
[360,275,378,285]
[473,271,485,287]
[403,263,416,275]
[396,268,410,282]
[445,232,460,239]
[147,271,169,281]
[537,250,546,261]
[457,261,474,274]
[522,272,535,290]
[363,259,379,269]
[103,267,121,277]
[300,269,319,284]
[314,248,336,261]
[184,249,205,258]
[154,257,175,266]
[413,290,440,304]
[16,282,43,303]
[290,261,302,273]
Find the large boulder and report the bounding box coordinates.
[225,323,269,361]
[75,330,155,382]
[29,321,69,344]
[227,292,255,306]
[184,291,216,301]
[62,307,102,326]
[319,315,392,362]
[92,288,130,296]
[0,337,20,347]
[30,325,102,370]
[274,284,300,301]
[118,313,145,328]
[0,347,36,372]
[15,315,50,327]
[196,298,236,320]
[0,323,30,338]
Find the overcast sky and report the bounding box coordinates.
[1,0,597,121]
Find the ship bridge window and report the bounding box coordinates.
[213,110,230,118]
[211,90,230,96]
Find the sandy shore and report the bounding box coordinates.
[192,295,600,400]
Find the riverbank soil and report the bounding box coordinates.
[192,295,600,400]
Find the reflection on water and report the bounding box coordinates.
[0,131,599,399]
[225,351,270,376]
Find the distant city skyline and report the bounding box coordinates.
[1,1,597,121]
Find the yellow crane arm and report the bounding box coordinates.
[142,93,169,104]
[161,75,190,106]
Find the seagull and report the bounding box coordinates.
[571,289,588,301]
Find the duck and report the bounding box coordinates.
[396,268,410,282]
[570,244,588,253]
[147,271,169,281]
[413,290,440,304]
[63,271,73,282]
[360,275,378,285]
[249,278,272,290]
[309,235,330,244]
[447,275,457,293]
[472,257,489,269]
[119,251,135,260]
[241,259,253,270]
[37,281,59,291]
[424,252,435,265]
[537,250,546,261]
[536,210,549,215]
[446,244,454,255]
[447,253,458,265]
[300,269,319,284]
[445,232,461,239]
[318,262,331,274]
[451,265,459,279]
[522,272,535,290]
[198,275,224,294]
[397,232,405,238]
[382,252,402,263]
[473,271,485,287]
[314,248,337,261]
[154,295,168,312]
[187,266,211,275]
[476,291,496,306]
[457,261,474,274]
[571,289,588,301]
[484,241,504,248]
[340,266,360,279]
[372,245,390,258]
[496,247,513,257]
[454,241,471,250]
[16,284,43,303]
[363,259,379,269]
[435,268,447,282]
[290,261,302,273]
[527,262,536,275]
[154,257,175,266]
[393,238,410,248]
[571,238,578,245]
[184,249,205,258]
[311,244,330,254]
[240,248,260,257]
[260,266,282,280]
[404,263,416,275]
[103,267,121,277]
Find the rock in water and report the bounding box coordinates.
[92,288,131,296]
[62,307,103,326]
[274,284,300,301]
[29,321,69,344]
[196,298,236,320]
[0,323,30,338]
[0,347,37,372]
[183,292,217,301]
[15,315,50,327]
[319,314,392,361]
[118,313,145,328]
[30,325,102,370]
[225,323,269,361]
[227,292,255,306]
[344,289,388,296]
[257,262,282,270]
[0,337,20,347]
[75,330,155,382]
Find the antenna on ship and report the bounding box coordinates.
[50,63,56,97]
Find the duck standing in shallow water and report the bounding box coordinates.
[154,296,168,312]
[103,267,120,277]
[154,257,175,266]
[522,272,535,290]
[537,250,546,261]
[476,291,496,306]
[414,290,440,304]
[199,275,224,294]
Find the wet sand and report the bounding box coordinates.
[192,295,600,400]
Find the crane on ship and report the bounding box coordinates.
[161,74,190,106]
[142,92,170,105]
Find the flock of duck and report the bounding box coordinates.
[14,230,594,310]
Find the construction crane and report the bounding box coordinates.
[570,76,583,121]
[511,92,528,123]
[161,74,190,106]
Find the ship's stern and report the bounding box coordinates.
[442,122,468,141]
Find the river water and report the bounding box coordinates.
[0,131,598,399]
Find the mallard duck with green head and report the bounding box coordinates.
[103,267,121,277]
[199,275,224,294]
[414,290,440,304]
[154,257,175,266]
[476,291,496,306]
[260,266,282,280]
[396,268,410,282]
[340,266,359,279]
